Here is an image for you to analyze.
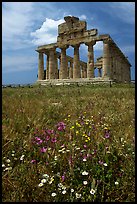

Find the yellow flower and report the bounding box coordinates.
[104,127,108,130]
[70,126,74,130]
[76,131,79,134]
[85,139,88,142]
[68,114,71,117]
[87,137,90,141]
[76,122,81,127]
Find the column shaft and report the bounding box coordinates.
[49,49,55,79]
[102,40,110,78]
[60,47,68,79]
[38,52,44,80]
[87,42,95,78]
[46,54,49,79]
[73,44,80,78]
[98,68,101,77]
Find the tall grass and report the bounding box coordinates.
[2,84,135,202]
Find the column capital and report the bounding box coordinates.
[103,38,112,44]
[85,40,96,46]
[59,45,69,50]
[71,43,80,49]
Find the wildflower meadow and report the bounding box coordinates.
[2,83,135,202]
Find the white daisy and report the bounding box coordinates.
[41,179,47,184]
[51,192,56,197]
[62,190,66,194]
[71,189,74,193]
[83,180,88,185]
[82,171,88,175]
[38,183,44,187]
[90,189,96,195]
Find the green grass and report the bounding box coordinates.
[2,83,135,202]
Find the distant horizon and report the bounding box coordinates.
[2,2,135,84]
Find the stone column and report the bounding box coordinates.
[102,39,110,78]
[73,44,80,78]
[109,45,113,80]
[81,63,84,78]
[86,41,95,78]
[54,52,58,79]
[83,63,87,78]
[58,56,61,79]
[69,60,73,78]
[98,68,101,77]
[38,52,44,80]
[49,49,55,79]
[46,54,49,79]
[59,46,68,79]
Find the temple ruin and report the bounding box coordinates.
[36,16,131,84]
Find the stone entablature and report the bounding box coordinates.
[36,16,131,83]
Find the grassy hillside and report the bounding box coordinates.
[2,84,135,202]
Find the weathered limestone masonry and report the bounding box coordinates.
[36,16,131,83]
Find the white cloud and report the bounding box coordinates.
[30,18,64,45]
[94,41,103,51]
[79,15,87,20]
[2,2,34,47]
[2,55,37,73]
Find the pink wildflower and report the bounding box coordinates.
[57,122,66,131]
[31,160,37,163]
[51,138,57,143]
[40,147,47,153]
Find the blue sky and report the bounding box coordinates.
[2,2,135,85]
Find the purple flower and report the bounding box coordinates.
[51,138,57,143]
[46,129,54,135]
[105,133,110,138]
[35,137,43,145]
[40,147,47,153]
[57,122,66,131]
[31,159,37,163]
[61,175,65,182]
[99,160,103,165]
[83,144,87,148]
[46,135,50,141]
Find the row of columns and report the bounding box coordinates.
[38,43,95,80]
[38,40,131,82]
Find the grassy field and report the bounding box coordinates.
[2,83,135,202]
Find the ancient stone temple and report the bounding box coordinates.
[36,16,131,83]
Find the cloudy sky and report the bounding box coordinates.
[2,2,135,84]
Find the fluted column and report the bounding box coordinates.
[69,61,73,78]
[49,49,55,79]
[83,64,87,78]
[86,41,95,78]
[54,52,58,79]
[38,52,44,80]
[102,39,110,78]
[109,45,113,79]
[59,46,68,79]
[46,54,49,79]
[81,63,84,78]
[73,44,80,78]
[98,68,101,77]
